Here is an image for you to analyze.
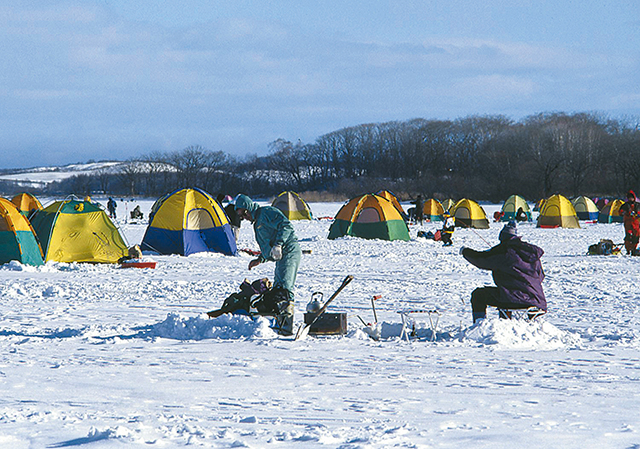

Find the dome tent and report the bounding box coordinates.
[30,198,128,263]
[572,196,599,221]
[441,198,456,213]
[328,194,410,241]
[536,194,580,229]
[271,191,313,220]
[423,198,444,222]
[0,198,44,266]
[598,199,625,224]
[450,199,490,229]
[501,195,532,221]
[11,192,43,218]
[375,190,407,220]
[141,188,237,256]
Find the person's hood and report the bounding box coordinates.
[235,194,260,215]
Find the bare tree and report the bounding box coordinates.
[168,145,210,188]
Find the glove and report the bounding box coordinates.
[459,246,466,255]
[270,245,283,261]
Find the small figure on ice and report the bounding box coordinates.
[130,205,143,220]
[619,190,640,255]
[234,194,302,335]
[107,197,117,219]
[411,194,425,225]
[460,221,546,323]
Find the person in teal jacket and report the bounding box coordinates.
[235,194,302,334]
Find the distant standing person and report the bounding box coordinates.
[225,201,241,242]
[619,190,640,255]
[107,197,117,219]
[412,195,424,225]
[216,193,241,241]
[460,221,546,323]
[234,194,302,335]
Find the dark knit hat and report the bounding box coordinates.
[499,220,518,241]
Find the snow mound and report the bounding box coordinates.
[0,260,55,272]
[463,318,581,350]
[147,313,278,340]
[49,426,131,447]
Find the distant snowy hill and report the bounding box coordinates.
[0,161,125,189]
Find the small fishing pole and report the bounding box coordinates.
[456,220,492,248]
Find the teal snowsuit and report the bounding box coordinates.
[235,195,302,296]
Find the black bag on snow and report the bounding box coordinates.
[252,287,293,315]
[588,239,614,255]
[219,278,272,314]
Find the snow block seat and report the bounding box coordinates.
[493,306,546,321]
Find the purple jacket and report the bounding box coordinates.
[462,236,546,310]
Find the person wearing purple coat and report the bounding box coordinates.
[460,221,546,323]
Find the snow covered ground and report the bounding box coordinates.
[2,198,640,448]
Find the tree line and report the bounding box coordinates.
[16,111,640,202]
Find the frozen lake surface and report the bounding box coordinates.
[1,199,639,448]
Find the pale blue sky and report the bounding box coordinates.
[1,0,638,168]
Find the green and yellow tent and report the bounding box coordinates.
[0,198,44,266]
[441,198,456,213]
[272,191,313,220]
[450,199,490,229]
[537,194,580,228]
[501,195,532,221]
[598,199,625,223]
[328,194,410,241]
[31,199,129,263]
[423,198,444,222]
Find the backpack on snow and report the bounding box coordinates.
[213,278,272,316]
[588,239,615,255]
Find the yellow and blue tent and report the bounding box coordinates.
[141,188,237,256]
[598,199,625,223]
[30,199,128,263]
[450,199,490,229]
[501,195,532,221]
[537,194,580,228]
[0,198,44,266]
[572,196,599,221]
[423,198,444,222]
[272,191,313,220]
[328,194,410,241]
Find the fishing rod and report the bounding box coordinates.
[456,220,492,248]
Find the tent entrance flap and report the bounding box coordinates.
[186,209,215,230]
[357,208,381,223]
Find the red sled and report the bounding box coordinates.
[119,261,157,269]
